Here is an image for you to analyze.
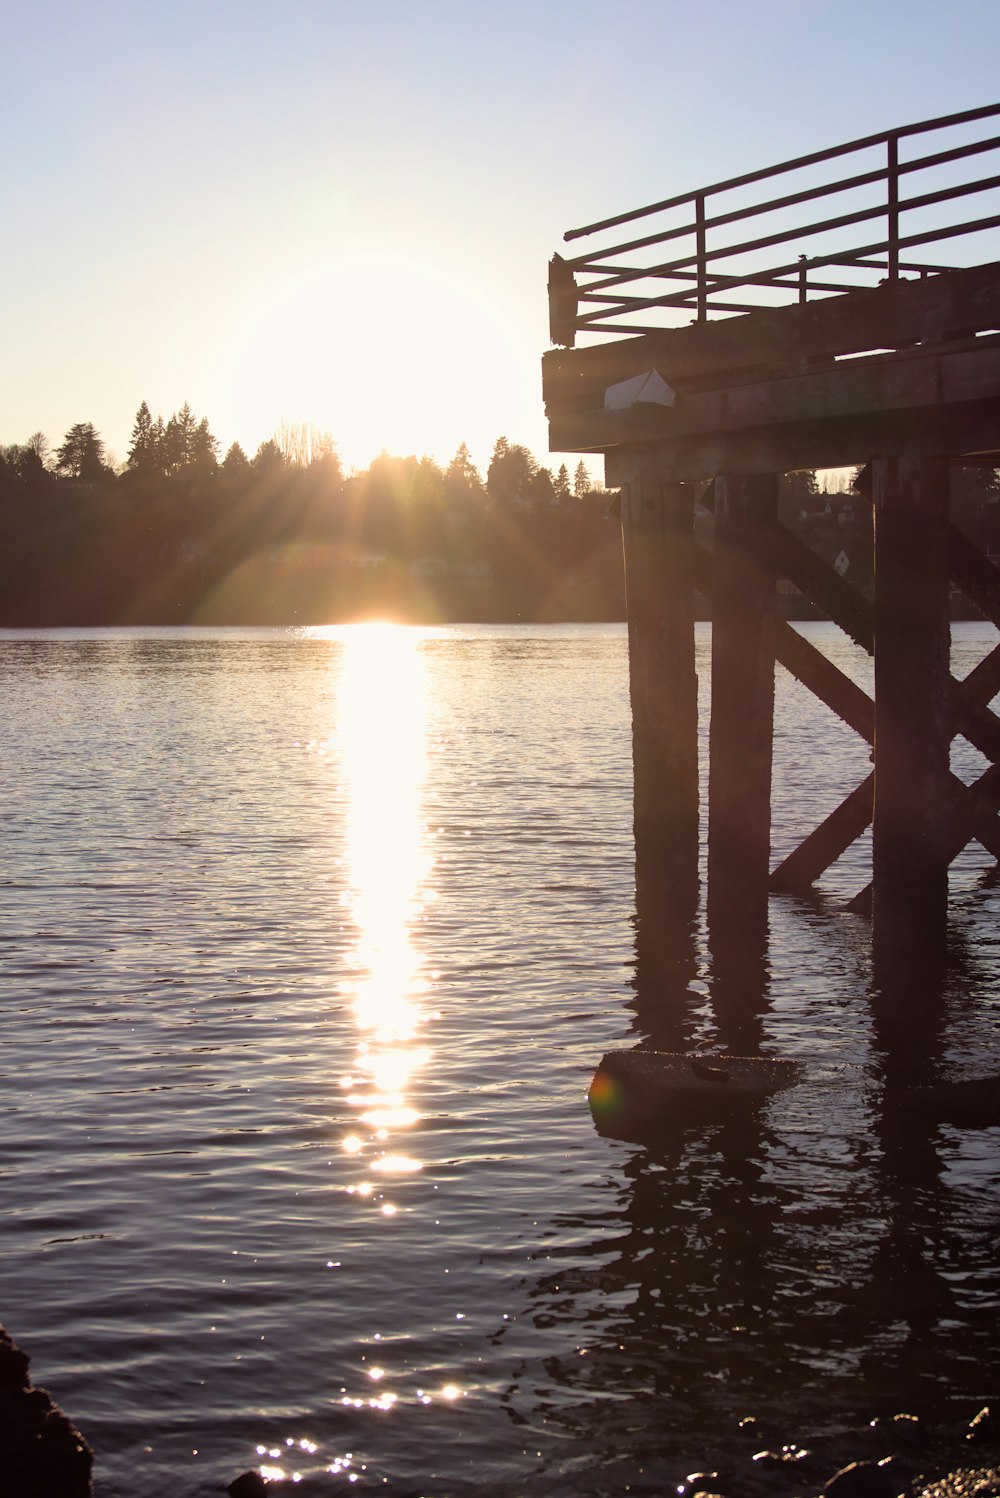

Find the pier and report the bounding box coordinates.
[544,103,1000,997]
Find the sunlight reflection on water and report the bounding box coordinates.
[333,624,434,1198]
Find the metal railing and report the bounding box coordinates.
[549,102,1000,346]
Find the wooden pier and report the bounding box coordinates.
[543,103,1000,989]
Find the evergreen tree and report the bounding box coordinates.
[487,437,536,505]
[253,439,285,474]
[161,402,200,475]
[126,401,161,476]
[190,417,219,475]
[222,442,250,480]
[573,461,591,498]
[554,464,570,501]
[56,422,107,481]
[447,441,480,488]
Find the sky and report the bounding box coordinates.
[2,0,999,480]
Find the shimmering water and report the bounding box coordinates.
[2,623,999,1497]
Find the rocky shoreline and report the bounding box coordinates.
[2,1316,996,1498]
[0,1324,92,1497]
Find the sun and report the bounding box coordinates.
[216,244,515,470]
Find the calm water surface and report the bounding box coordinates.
[1,623,999,1496]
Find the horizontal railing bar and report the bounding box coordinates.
[575,321,683,337]
[563,162,892,272]
[572,212,1000,327]
[577,170,1000,297]
[564,101,1000,242]
[575,253,947,283]
[824,255,950,272]
[579,272,861,305]
[564,131,1000,274]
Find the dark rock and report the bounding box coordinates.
[0,1328,31,1395]
[227,1473,270,1497]
[869,1413,925,1449]
[823,1456,906,1498]
[0,1323,93,1498]
[968,1408,994,1444]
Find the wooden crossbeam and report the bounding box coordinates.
[692,517,1000,893]
[771,773,874,893]
[849,757,1000,912]
[950,522,1000,628]
[760,523,873,651]
[693,539,876,739]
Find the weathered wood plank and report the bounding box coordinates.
[603,403,1000,483]
[547,338,1000,456]
[543,260,1000,407]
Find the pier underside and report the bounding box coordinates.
[544,259,1000,986]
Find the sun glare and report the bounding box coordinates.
[217,246,517,469]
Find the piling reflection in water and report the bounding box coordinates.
[562,826,1000,1489]
[334,624,433,1187]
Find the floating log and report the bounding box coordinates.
[589,1049,802,1139]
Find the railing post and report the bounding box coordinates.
[695,194,707,322]
[798,255,808,305]
[887,134,900,283]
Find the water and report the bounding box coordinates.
[1,622,999,1497]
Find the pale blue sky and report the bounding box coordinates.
[2,0,998,475]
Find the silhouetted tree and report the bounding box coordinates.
[56,422,107,481]
[126,401,161,476]
[190,417,219,476]
[222,442,250,479]
[554,463,570,501]
[253,439,285,475]
[487,437,536,505]
[573,461,591,498]
[161,402,200,476]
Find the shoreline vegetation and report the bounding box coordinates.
[3,405,999,627]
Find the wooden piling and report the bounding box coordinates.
[707,474,778,935]
[872,456,952,970]
[621,480,699,921]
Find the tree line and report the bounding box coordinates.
[4,404,998,627]
[0,404,624,625]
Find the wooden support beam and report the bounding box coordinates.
[602,400,1000,485]
[693,536,876,740]
[957,638,1000,711]
[771,773,874,893]
[849,758,1000,909]
[774,625,875,742]
[762,524,874,652]
[872,456,952,969]
[622,480,700,928]
[542,261,1000,406]
[707,474,778,936]
[547,338,1000,455]
[950,522,1000,628]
